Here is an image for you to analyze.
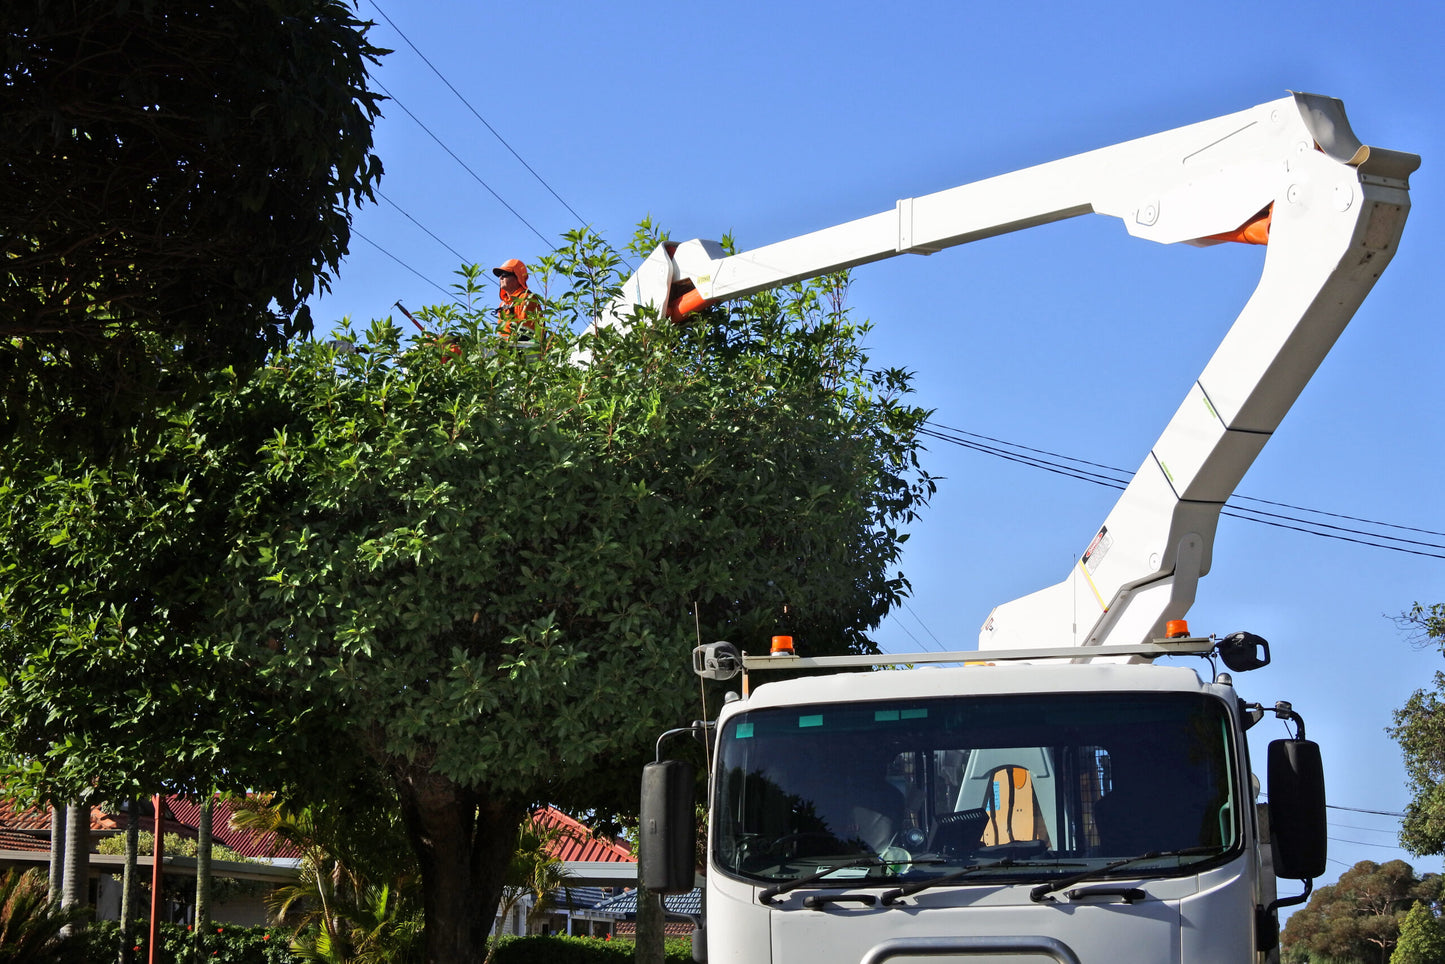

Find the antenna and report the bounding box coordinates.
[694,602,711,777]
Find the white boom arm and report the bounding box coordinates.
[595,92,1416,653]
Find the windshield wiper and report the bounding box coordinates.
[1029,846,1224,903]
[758,858,878,904]
[759,857,949,905]
[880,858,1084,905]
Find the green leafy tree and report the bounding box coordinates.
[1389,603,1445,856]
[0,228,933,963]
[1392,903,1445,964]
[1281,860,1438,964]
[0,0,385,443]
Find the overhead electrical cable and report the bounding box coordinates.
[920,421,1445,560]
[884,614,931,653]
[1328,835,1411,850]
[1329,804,1406,817]
[369,78,551,247]
[352,229,465,306]
[367,0,589,229]
[902,599,947,651]
[378,189,474,266]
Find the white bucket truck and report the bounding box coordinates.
[626,93,1417,963]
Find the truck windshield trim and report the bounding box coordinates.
[711,690,1242,888]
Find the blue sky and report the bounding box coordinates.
[310,1,1445,889]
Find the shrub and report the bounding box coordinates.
[488,935,693,964]
[79,921,301,964]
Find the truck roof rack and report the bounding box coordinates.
[737,637,1216,673]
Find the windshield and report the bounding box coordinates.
[713,691,1239,887]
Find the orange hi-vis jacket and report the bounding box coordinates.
[494,258,540,339]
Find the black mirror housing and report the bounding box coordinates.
[1268,739,1327,880]
[640,760,696,894]
[1219,632,1271,672]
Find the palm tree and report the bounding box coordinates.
[0,867,90,964]
[230,796,421,964]
[492,813,574,945]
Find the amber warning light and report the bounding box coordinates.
[770,635,795,655]
[1165,620,1190,639]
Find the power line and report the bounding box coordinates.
[901,598,947,651]
[884,613,932,652]
[1330,804,1406,817]
[378,190,474,266]
[366,0,589,229]
[352,228,464,306]
[920,421,1445,560]
[370,78,552,247]
[1329,821,1401,834]
[1329,835,1410,850]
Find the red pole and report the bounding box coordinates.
[148,794,164,964]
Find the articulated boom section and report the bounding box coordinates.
[597,93,1416,655]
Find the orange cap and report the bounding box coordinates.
[492,258,529,286]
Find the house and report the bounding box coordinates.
[589,886,702,939]
[492,806,637,939]
[0,794,300,927]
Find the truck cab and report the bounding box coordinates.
[708,661,1261,962]
[645,639,1326,963]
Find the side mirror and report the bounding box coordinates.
[640,760,696,893]
[1268,739,1327,880]
[1218,632,1271,673]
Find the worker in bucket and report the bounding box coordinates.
[493,258,542,345]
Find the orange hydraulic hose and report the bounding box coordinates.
[1203,206,1272,245]
[666,288,714,322]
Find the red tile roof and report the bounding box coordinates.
[533,807,634,863]
[166,796,300,860]
[0,793,295,859]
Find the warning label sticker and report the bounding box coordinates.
[1082,526,1112,573]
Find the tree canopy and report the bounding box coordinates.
[1281,859,1440,964]
[0,228,935,962]
[0,0,385,442]
[1389,603,1445,856]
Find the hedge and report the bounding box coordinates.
[78,921,301,964]
[78,924,692,963]
[489,935,694,963]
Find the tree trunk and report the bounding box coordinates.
[194,796,213,964]
[120,799,139,964]
[61,801,90,936]
[392,762,526,964]
[634,890,665,964]
[48,803,66,903]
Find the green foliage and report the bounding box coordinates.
[1281,859,1439,964]
[487,936,692,964]
[95,830,270,905]
[0,224,934,960]
[0,0,385,443]
[211,229,932,806]
[494,814,574,943]
[0,868,90,963]
[1391,903,1445,964]
[1390,603,1445,856]
[81,921,300,964]
[231,796,422,964]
